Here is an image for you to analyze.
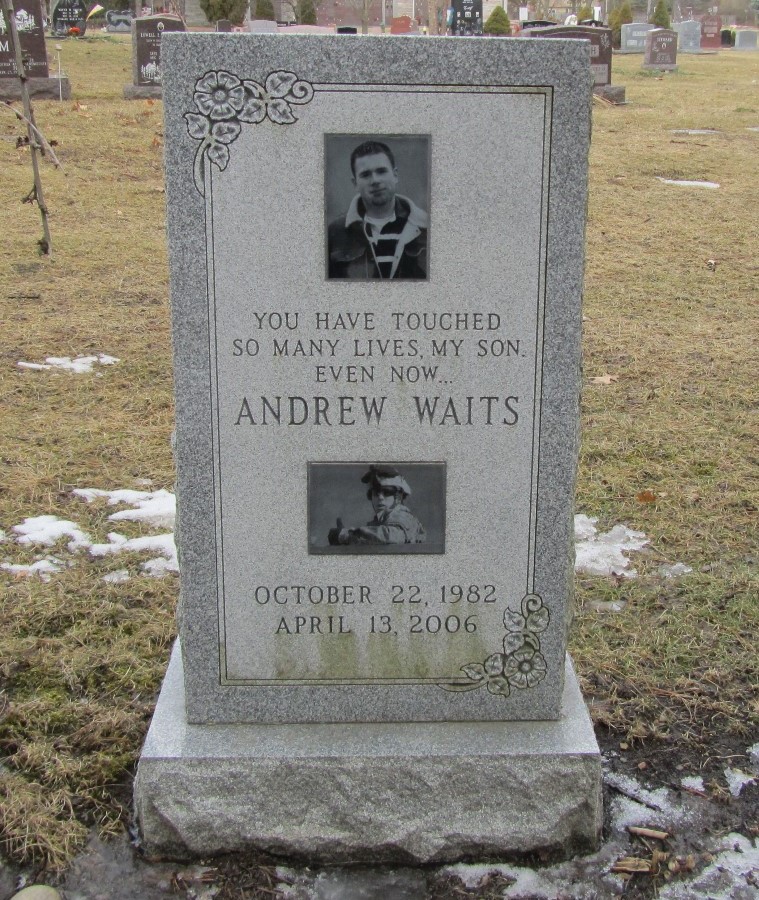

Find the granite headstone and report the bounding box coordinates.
[734,29,758,50]
[135,32,602,864]
[620,21,655,52]
[106,9,132,32]
[644,27,678,69]
[674,19,702,53]
[51,0,86,35]
[700,14,721,50]
[124,14,185,99]
[0,0,72,100]
[522,24,613,88]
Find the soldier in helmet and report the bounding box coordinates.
[328,465,426,545]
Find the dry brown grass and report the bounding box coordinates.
[0,40,757,870]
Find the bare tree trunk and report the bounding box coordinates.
[1,0,52,254]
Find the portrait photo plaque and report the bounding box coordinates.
[161,34,592,725]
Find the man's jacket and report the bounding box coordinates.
[328,195,428,280]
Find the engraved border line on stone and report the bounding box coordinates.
[440,593,549,698]
[185,70,315,196]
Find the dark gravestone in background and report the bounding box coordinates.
[700,15,722,50]
[451,0,482,35]
[523,25,613,87]
[51,0,87,35]
[644,28,678,69]
[0,0,49,78]
[216,18,233,31]
[134,14,185,87]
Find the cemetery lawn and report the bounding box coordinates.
[1,36,757,884]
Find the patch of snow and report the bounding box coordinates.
[656,177,720,189]
[681,775,705,792]
[748,742,759,770]
[73,488,176,529]
[671,128,719,134]
[725,767,757,798]
[1,556,65,582]
[88,532,178,576]
[17,353,119,373]
[102,569,130,584]
[574,515,649,578]
[591,600,627,613]
[747,126,759,132]
[606,772,687,830]
[658,833,759,900]
[0,529,5,542]
[12,515,91,551]
[658,562,693,578]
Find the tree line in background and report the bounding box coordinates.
[199,0,316,23]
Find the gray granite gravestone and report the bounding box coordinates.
[620,21,655,52]
[135,33,602,863]
[734,29,758,50]
[674,19,702,53]
[124,14,186,100]
[644,28,678,69]
[106,9,132,32]
[0,0,71,100]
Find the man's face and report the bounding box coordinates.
[371,487,400,515]
[352,152,398,213]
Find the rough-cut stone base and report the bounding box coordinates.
[123,84,163,99]
[594,84,626,104]
[135,642,602,864]
[0,77,71,101]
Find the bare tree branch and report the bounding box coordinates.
[1,100,64,169]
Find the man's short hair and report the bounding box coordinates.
[350,141,396,176]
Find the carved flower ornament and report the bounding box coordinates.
[441,594,549,698]
[185,70,314,195]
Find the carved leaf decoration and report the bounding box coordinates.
[267,98,297,125]
[185,112,210,140]
[206,142,230,171]
[504,608,526,632]
[211,120,241,145]
[461,663,486,682]
[525,606,550,633]
[484,653,505,676]
[265,70,297,98]
[523,632,541,652]
[238,95,267,124]
[487,675,511,696]
[503,631,524,656]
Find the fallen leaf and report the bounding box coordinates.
[612,856,653,874]
[590,373,618,385]
[151,135,163,148]
[637,490,657,503]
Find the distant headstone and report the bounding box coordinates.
[216,18,233,31]
[720,28,734,47]
[124,14,185,99]
[0,0,48,77]
[136,32,602,865]
[0,0,71,100]
[106,9,132,32]
[249,18,278,32]
[51,0,87,35]
[522,25,613,87]
[734,29,758,50]
[673,19,702,53]
[644,27,678,69]
[451,0,482,34]
[520,19,553,28]
[390,14,415,33]
[700,15,721,50]
[620,21,655,52]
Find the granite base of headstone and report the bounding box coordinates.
[136,643,602,861]
[734,29,758,51]
[643,28,678,69]
[135,32,603,863]
[123,14,186,100]
[1,0,71,99]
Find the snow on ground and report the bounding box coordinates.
[17,353,119,373]
[73,487,176,529]
[681,775,706,793]
[658,833,759,900]
[0,556,66,582]
[724,767,757,798]
[88,532,178,575]
[574,515,650,578]
[12,515,91,550]
[656,177,720,189]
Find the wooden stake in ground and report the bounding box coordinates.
[1,0,52,254]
